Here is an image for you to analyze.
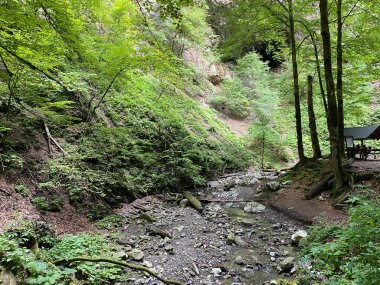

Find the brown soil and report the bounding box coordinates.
[0,128,95,234]
[267,159,380,225]
[268,187,348,225]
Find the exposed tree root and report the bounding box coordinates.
[53,257,186,285]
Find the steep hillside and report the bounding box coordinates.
[0,0,253,227]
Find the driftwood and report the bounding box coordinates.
[305,158,355,200]
[54,257,185,285]
[183,191,203,212]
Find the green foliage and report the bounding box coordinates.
[31,196,63,214]
[31,197,49,214]
[95,215,123,229]
[0,228,124,285]
[0,153,24,170]
[210,79,251,118]
[15,184,30,197]
[300,198,380,284]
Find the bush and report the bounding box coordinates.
[15,184,30,197]
[300,198,380,285]
[31,197,49,214]
[0,228,124,285]
[210,79,252,118]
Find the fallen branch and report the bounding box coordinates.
[44,122,68,157]
[0,188,12,196]
[53,257,185,285]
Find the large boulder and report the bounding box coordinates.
[244,202,265,214]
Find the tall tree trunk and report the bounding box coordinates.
[319,0,344,195]
[288,0,305,162]
[307,75,322,159]
[337,0,345,157]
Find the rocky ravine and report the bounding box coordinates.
[113,171,307,285]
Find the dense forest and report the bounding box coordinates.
[0,0,379,284]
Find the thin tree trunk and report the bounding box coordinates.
[319,0,344,195]
[288,0,305,162]
[337,0,345,158]
[307,75,322,159]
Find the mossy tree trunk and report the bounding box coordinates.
[319,0,344,195]
[307,75,322,159]
[288,0,305,163]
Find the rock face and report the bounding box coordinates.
[291,230,308,244]
[129,249,144,261]
[243,202,266,213]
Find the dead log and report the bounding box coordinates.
[44,122,68,157]
[305,158,354,200]
[183,191,203,212]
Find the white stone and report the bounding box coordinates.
[291,230,308,244]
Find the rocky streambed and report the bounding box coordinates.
[114,171,307,285]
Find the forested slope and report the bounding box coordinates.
[0,0,252,211]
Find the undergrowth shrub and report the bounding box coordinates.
[0,224,125,285]
[300,198,380,285]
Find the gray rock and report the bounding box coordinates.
[129,249,144,261]
[291,230,308,244]
[290,265,299,274]
[278,257,295,272]
[243,202,265,214]
[211,267,222,276]
[208,181,221,189]
[234,255,245,265]
[272,223,282,230]
[234,236,249,247]
[113,251,128,260]
[179,199,189,208]
[266,181,280,191]
[142,260,153,268]
[164,245,174,254]
[226,232,235,245]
